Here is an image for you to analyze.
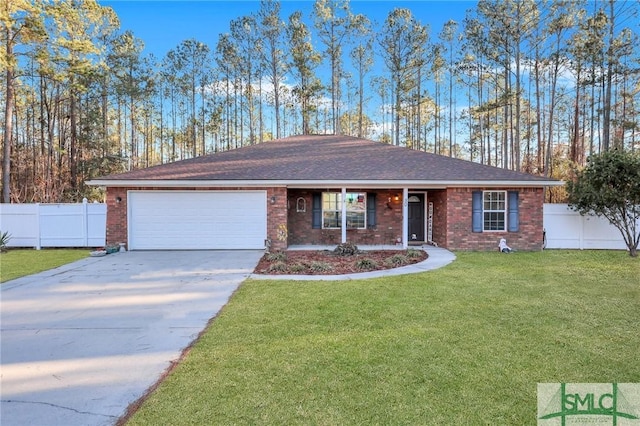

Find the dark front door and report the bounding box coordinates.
[408,193,425,241]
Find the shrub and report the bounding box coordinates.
[266,251,287,262]
[355,258,377,270]
[288,263,308,273]
[334,242,359,256]
[385,254,408,267]
[309,261,333,272]
[267,261,287,273]
[0,231,11,253]
[406,248,423,259]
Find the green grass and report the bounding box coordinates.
[126,251,640,425]
[0,249,89,283]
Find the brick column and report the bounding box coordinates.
[266,187,288,251]
[105,187,128,248]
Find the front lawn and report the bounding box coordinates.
[125,251,640,425]
[0,249,89,283]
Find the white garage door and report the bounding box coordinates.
[128,191,267,250]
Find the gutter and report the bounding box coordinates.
[86,179,564,188]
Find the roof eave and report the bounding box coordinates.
[87,179,564,188]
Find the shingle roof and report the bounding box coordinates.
[91,135,559,185]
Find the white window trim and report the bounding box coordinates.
[482,190,507,232]
[321,191,367,230]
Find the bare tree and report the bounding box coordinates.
[378,8,428,146]
[312,0,359,134]
[287,11,322,135]
[258,0,287,139]
[349,14,373,138]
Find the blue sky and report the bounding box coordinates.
[100,0,476,59]
[99,1,477,139]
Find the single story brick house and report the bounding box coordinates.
[88,135,562,252]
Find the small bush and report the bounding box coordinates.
[355,258,377,270]
[385,254,408,267]
[266,251,287,262]
[309,261,333,272]
[289,263,308,273]
[267,261,287,273]
[406,248,423,259]
[334,242,359,256]
[1,230,11,253]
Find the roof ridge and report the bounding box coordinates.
[90,135,561,185]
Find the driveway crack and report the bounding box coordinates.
[1,399,118,420]
[1,327,144,331]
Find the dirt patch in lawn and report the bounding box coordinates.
[254,248,428,275]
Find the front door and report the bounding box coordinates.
[408,193,425,241]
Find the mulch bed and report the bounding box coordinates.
[253,249,428,275]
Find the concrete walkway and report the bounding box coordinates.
[1,246,454,425]
[250,246,456,281]
[0,250,263,426]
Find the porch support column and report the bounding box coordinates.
[402,187,409,249]
[341,187,347,244]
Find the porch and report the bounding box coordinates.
[285,187,447,249]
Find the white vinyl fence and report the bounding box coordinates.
[0,200,106,249]
[0,201,632,251]
[543,204,635,250]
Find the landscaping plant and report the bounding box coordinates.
[333,242,359,256]
[0,231,11,252]
[567,149,640,257]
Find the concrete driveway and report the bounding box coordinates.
[0,250,263,426]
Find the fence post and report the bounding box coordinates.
[580,215,585,250]
[82,198,88,247]
[35,203,41,250]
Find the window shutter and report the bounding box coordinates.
[367,193,376,227]
[312,193,322,229]
[472,191,483,233]
[508,191,519,232]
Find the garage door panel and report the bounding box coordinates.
[129,191,267,250]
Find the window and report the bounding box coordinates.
[483,191,506,231]
[322,192,366,229]
[472,191,519,233]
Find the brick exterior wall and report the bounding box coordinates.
[105,185,544,252]
[267,187,288,251]
[287,189,404,247]
[105,187,128,248]
[444,187,544,251]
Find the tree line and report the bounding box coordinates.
[2,0,639,203]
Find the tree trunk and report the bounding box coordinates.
[358,61,364,139]
[272,58,281,139]
[2,37,14,203]
[258,73,263,143]
[571,66,581,163]
[70,88,78,189]
[514,38,522,171]
[449,51,454,157]
[602,0,615,152]
[394,73,401,146]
